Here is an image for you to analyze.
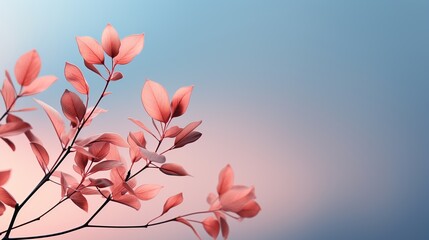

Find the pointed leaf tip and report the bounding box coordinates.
[141,80,171,123]
[76,36,104,64]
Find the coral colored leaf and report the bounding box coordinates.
[220,186,256,213]
[64,62,89,95]
[88,142,110,161]
[110,72,123,81]
[1,71,16,109]
[74,152,88,173]
[30,142,49,172]
[128,131,146,148]
[10,107,37,112]
[174,121,202,146]
[219,216,230,239]
[76,36,104,64]
[69,191,89,212]
[89,160,122,174]
[0,187,16,207]
[164,126,182,138]
[0,170,11,186]
[60,89,86,125]
[76,133,127,147]
[176,218,202,240]
[141,80,171,123]
[128,117,156,139]
[89,178,113,188]
[0,201,5,216]
[174,131,202,149]
[24,130,43,145]
[0,121,31,138]
[1,138,15,151]
[84,107,107,126]
[14,50,41,86]
[84,60,101,76]
[102,24,121,58]
[171,86,193,118]
[73,146,97,159]
[202,217,220,239]
[217,164,234,195]
[60,173,68,197]
[160,163,189,176]
[21,75,57,96]
[35,99,65,140]
[140,148,166,163]
[237,200,261,218]
[114,34,144,65]
[114,194,141,210]
[134,184,163,201]
[96,133,128,147]
[162,192,183,215]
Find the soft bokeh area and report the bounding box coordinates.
[1,0,429,239]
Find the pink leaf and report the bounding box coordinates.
[219,186,256,213]
[60,89,86,125]
[14,50,41,86]
[35,99,65,140]
[217,164,234,195]
[174,121,202,147]
[110,72,123,81]
[128,131,146,148]
[114,34,144,65]
[164,126,182,138]
[219,216,230,239]
[10,107,37,112]
[174,131,202,149]
[21,75,57,96]
[1,71,16,109]
[160,163,189,176]
[171,86,193,118]
[113,194,141,210]
[88,142,110,161]
[24,130,43,145]
[89,178,113,188]
[141,80,171,123]
[0,187,16,207]
[96,133,128,147]
[69,191,88,212]
[30,142,49,172]
[74,152,88,174]
[0,121,31,138]
[202,217,220,239]
[64,62,89,95]
[84,60,101,76]
[73,146,97,159]
[140,148,166,163]
[0,170,11,186]
[1,138,15,151]
[76,36,104,64]
[237,200,261,218]
[134,184,163,201]
[102,24,121,58]
[162,192,183,215]
[89,160,122,174]
[128,117,156,139]
[75,133,127,148]
[176,218,202,240]
[60,173,68,197]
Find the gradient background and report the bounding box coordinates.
[1,0,429,239]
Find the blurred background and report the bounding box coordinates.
[0,0,428,239]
